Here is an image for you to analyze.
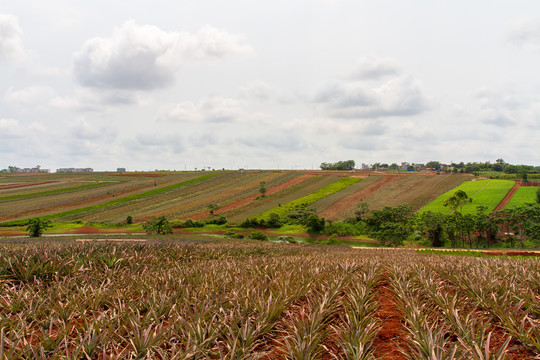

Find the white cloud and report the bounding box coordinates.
[508,18,540,46]
[4,86,55,107]
[73,20,251,90]
[157,97,247,123]
[67,117,117,141]
[347,56,401,80]
[0,118,22,137]
[314,76,428,119]
[0,14,25,62]
[134,132,185,154]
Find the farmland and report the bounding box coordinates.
[419,179,516,215]
[0,171,471,232]
[505,187,539,209]
[0,237,538,358]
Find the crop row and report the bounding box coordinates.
[0,239,538,358]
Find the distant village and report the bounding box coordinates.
[1,159,538,175]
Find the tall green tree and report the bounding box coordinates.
[418,211,446,247]
[443,190,471,215]
[143,216,173,235]
[27,218,51,237]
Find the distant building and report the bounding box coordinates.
[117,168,126,172]
[56,168,93,173]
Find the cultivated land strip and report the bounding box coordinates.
[494,181,520,211]
[318,175,398,220]
[0,174,213,224]
[186,174,314,221]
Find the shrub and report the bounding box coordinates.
[26,218,51,237]
[249,231,268,241]
[126,215,133,224]
[324,221,359,236]
[225,231,245,239]
[143,216,173,235]
[182,219,205,228]
[205,216,227,225]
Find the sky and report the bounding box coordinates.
[1,1,540,171]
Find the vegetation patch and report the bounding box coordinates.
[419,179,515,214]
[257,177,361,219]
[505,187,539,209]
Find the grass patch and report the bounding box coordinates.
[257,177,361,219]
[505,187,539,209]
[419,179,515,215]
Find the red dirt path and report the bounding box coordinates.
[319,175,400,219]
[372,278,408,360]
[493,181,521,211]
[185,174,314,221]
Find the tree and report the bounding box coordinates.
[126,215,133,224]
[306,214,326,234]
[537,188,540,204]
[7,166,19,173]
[519,169,528,183]
[417,211,446,247]
[143,216,173,235]
[259,181,267,197]
[443,190,471,215]
[425,161,441,170]
[207,203,219,215]
[320,160,355,170]
[375,222,409,247]
[27,218,51,237]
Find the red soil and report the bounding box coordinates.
[0,181,57,190]
[372,278,408,360]
[493,182,521,211]
[185,174,314,221]
[319,175,400,219]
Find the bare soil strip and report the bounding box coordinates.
[185,174,314,221]
[318,175,400,220]
[493,181,520,211]
[372,277,408,360]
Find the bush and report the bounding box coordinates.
[225,231,245,239]
[324,221,359,236]
[126,215,133,224]
[266,213,283,228]
[142,216,173,235]
[249,231,268,241]
[205,216,227,225]
[182,219,205,228]
[26,218,51,237]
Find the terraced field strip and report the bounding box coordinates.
[494,181,521,211]
[419,179,515,215]
[82,172,249,222]
[186,174,314,221]
[257,177,361,219]
[0,182,113,201]
[317,175,398,220]
[0,180,58,190]
[504,186,539,209]
[0,174,215,225]
[118,171,289,222]
[224,174,344,223]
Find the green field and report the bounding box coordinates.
[257,177,361,219]
[419,179,515,214]
[505,187,539,209]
